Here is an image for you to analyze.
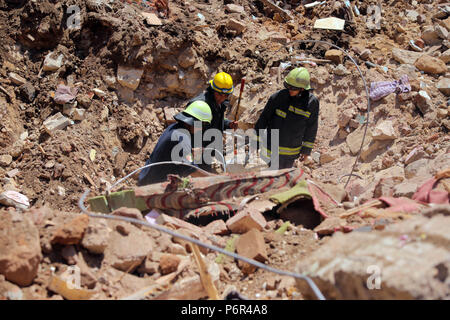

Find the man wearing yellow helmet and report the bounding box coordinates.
[188,72,238,133]
[255,67,319,169]
[138,101,213,185]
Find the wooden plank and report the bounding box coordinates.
[190,244,220,300]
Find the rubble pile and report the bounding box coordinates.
[0,0,449,300]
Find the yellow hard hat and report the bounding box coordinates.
[284,67,311,90]
[209,72,234,94]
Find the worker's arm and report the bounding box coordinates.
[254,94,277,132]
[300,96,319,156]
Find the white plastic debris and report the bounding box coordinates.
[0,190,30,210]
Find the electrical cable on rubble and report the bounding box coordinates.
[78,189,326,300]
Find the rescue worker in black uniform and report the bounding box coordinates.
[255,67,319,169]
[138,101,213,186]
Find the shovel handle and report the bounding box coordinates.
[234,78,246,120]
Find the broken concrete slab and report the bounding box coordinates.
[117,65,144,91]
[235,229,268,274]
[295,214,450,299]
[226,207,267,234]
[43,112,72,134]
[314,17,345,31]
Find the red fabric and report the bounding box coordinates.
[307,183,334,219]
[412,178,449,205]
[378,196,422,213]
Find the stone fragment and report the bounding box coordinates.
[225,4,245,14]
[437,78,450,96]
[203,219,229,236]
[235,229,268,274]
[421,26,441,46]
[138,259,159,275]
[19,83,36,102]
[117,66,144,91]
[0,211,42,286]
[405,159,429,179]
[8,72,26,85]
[334,64,350,76]
[392,48,423,65]
[104,222,155,272]
[227,18,246,35]
[372,121,396,140]
[414,55,447,74]
[51,215,89,245]
[435,25,449,40]
[0,155,12,167]
[81,219,110,254]
[0,191,29,210]
[159,254,181,275]
[360,140,391,162]
[346,126,372,155]
[142,12,162,25]
[43,52,64,72]
[414,90,433,114]
[226,207,267,234]
[337,109,354,128]
[325,49,344,64]
[178,47,196,69]
[43,112,72,134]
[404,147,426,165]
[393,182,418,198]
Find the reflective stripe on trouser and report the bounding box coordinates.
[261,148,295,169]
[302,141,314,149]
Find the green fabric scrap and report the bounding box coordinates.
[107,190,148,212]
[270,179,311,205]
[88,195,110,213]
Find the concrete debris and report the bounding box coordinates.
[235,229,268,274]
[51,214,89,245]
[117,65,144,91]
[372,121,396,141]
[414,55,447,74]
[314,17,345,31]
[43,112,72,134]
[43,52,64,72]
[0,190,30,210]
[226,207,267,234]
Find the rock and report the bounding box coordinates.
[392,48,423,65]
[325,49,344,64]
[43,52,64,72]
[405,10,419,22]
[43,112,72,134]
[0,191,29,210]
[440,16,450,31]
[437,78,450,96]
[346,126,372,155]
[71,108,85,121]
[0,279,23,300]
[142,12,162,25]
[295,215,450,299]
[373,176,403,198]
[167,243,188,256]
[372,120,396,140]
[51,214,89,245]
[360,140,391,162]
[393,182,418,198]
[314,217,348,236]
[269,34,288,45]
[203,219,229,236]
[334,64,350,76]
[227,18,246,35]
[421,27,441,46]
[138,259,159,275]
[414,90,433,114]
[8,72,26,86]
[0,155,12,167]
[61,245,77,265]
[435,25,449,40]
[320,152,337,164]
[414,55,447,74]
[81,219,110,254]
[159,254,181,275]
[396,64,418,81]
[225,4,245,14]
[337,109,354,128]
[404,147,426,165]
[111,207,144,221]
[156,214,203,235]
[93,88,107,98]
[18,83,36,102]
[104,221,155,272]
[439,49,450,63]
[437,107,448,119]
[405,159,429,179]
[0,211,42,286]
[360,49,372,60]
[226,207,267,234]
[235,229,268,274]
[178,47,196,69]
[117,65,144,91]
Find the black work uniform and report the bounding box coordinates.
[189,87,232,134]
[255,89,319,169]
[138,123,196,186]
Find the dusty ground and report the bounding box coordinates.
[0,0,449,300]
